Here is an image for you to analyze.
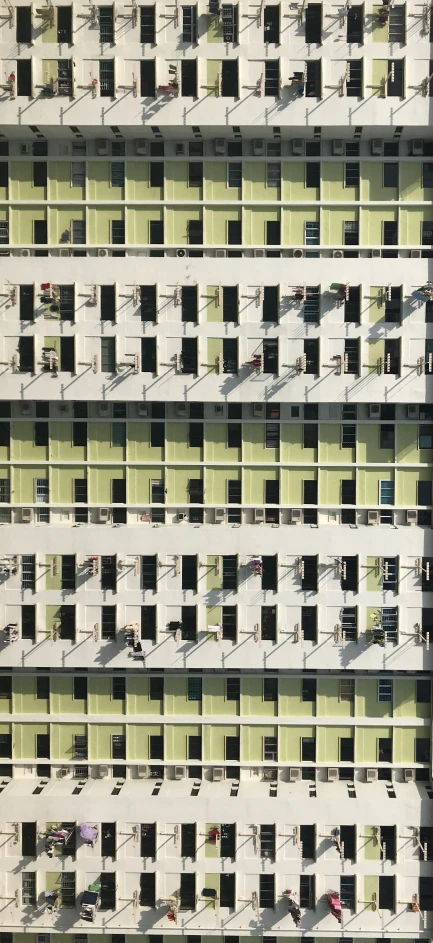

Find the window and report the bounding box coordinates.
[188,162,203,188]
[380,425,395,450]
[420,424,433,449]
[225,735,240,761]
[73,676,87,700]
[301,737,316,762]
[111,220,125,244]
[228,163,242,188]
[342,424,356,448]
[36,676,49,700]
[0,479,10,503]
[221,59,239,97]
[344,220,359,245]
[99,5,114,41]
[302,679,317,702]
[222,606,237,640]
[181,285,198,322]
[112,422,126,448]
[72,219,86,244]
[380,480,395,506]
[149,677,164,700]
[33,161,47,187]
[265,423,279,450]
[303,424,318,449]
[383,163,398,188]
[112,677,125,700]
[99,59,115,96]
[188,219,203,245]
[111,162,125,188]
[187,677,202,701]
[340,876,355,909]
[227,423,241,449]
[347,4,363,42]
[416,738,431,763]
[182,5,197,42]
[140,5,155,42]
[306,162,320,188]
[0,220,8,245]
[383,220,398,245]
[305,220,320,247]
[264,736,278,761]
[378,680,393,702]
[222,555,237,590]
[112,735,126,760]
[264,60,280,96]
[340,679,355,702]
[226,677,240,701]
[346,59,363,96]
[182,555,197,592]
[417,679,431,703]
[263,678,278,702]
[71,161,85,187]
[222,285,238,323]
[259,874,275,909]
[267,163,281,188]
[188,422,203,448]
[345,162,359,187]
[305,2,321,41]
[16,6,32,42]
[387,59,404,97]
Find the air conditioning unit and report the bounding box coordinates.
[96,138,109,156]
[59,766,69,777]
[253,138,265,156]
[404,768,415,783]
[97,507,110,523]
[333,249,344,258]
[293,248,304,258]
[59,403,70,414]
[253,403,264,417]
[176,248,186,258]
[411,139,424,156]
[21,403,31,416]
[327,767,339,782]
[411,249,422,258]
[406,509,418,525]
[215,507,226,523]
[136,765,148,779]
[135,139,148,155]
[332,139,344,156]
[215,249,226,257]
[371,138,384,156]
[366,768,378,782]
[174,765,186,780]
[292,139,304,156]
[20,249,31,257]
[212,767,224,782]
[367,509,380,525]
[98,248,108,257]
[263,768,276,781]
[177,511,187,522]
[98,402,110,416]
[407,404,419,419]
[291,508,303,524]
[214,404,224,415]
[289,767,301,782]
[98,764,109,778]
[368,404,381,418]
[254,249,265,257]
[59,248,70,257]
[20,144,30,155]
[137,403,149,417]
[214,138,226,155]
[21,507,34,523]
[371,249,381,258]
[254,508,265,524]
[175,142,185,156]
[176,402,187,417]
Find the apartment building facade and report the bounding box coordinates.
[0,1,432,941]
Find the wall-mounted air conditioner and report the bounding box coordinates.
[289,767,301,782]
[366,768,378,782]
[368,404,380,418]
[174,766,186,780]
[21,508,34,523]
[135,139,148,155]
[406,509,418,525]
[212,767,224,781]
[254,508,265,524]
[97,507,110,523]
[215,507,226,523]
[253,138,265,156]
[291,508,303,524]
[96,139,109,156]
[367,510,380,525]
